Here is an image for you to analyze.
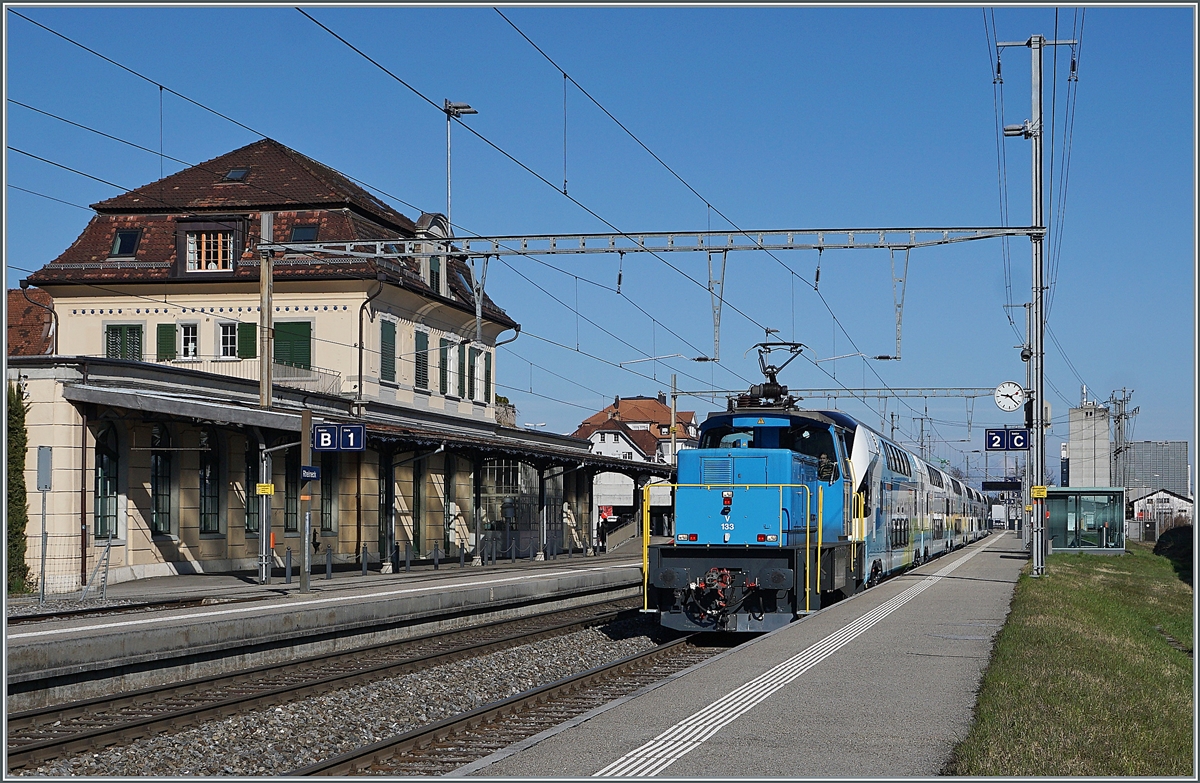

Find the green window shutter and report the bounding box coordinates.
[439,338,450,395]
[414,331,429,389]
[274,322,311,369]
[380,321,396,382]
[484,351,492,404]
[156,323,176,362]
[128,326,143,361]
[468,348,479,401]
[107,325,143,360]
[457,343,466,398]
[237,322,257,359]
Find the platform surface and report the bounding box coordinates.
[465,532,1026,778]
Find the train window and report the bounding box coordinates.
[951,478,963,496]
[897,450,913,477]
[699,426,756,449]
[927,466,945,488]
[786,425,836,462]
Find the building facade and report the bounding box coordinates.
[1130,488,1192,542]
[1121,441,1191,502]
[9,139,669,593]
[1068,401,1111,488]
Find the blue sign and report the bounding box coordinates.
[312,424,365,451]
[986,428,1030,451]
[339,424,366,451]
[300,465,321,482]
[1007,428,1029,450]
[312,424,339,451]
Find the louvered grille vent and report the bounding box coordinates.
[701,458,733,485]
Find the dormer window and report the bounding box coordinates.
[290,224,318,242]
[186,230,234,271]
[222,168,249,182]
[111,229,142,257]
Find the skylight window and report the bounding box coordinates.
[290,225,318,242]
[110,229,142,257]
[222,168,249,182]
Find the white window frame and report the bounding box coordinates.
[218,322,238,359]
[180,323,200,360]
[185,230,234,272]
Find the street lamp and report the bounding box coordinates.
[445,100,478,231]
[524,422,546,430]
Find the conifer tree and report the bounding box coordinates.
[7,383,31,593]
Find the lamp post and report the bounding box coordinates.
[445,100,478,231]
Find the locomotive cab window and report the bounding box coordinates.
[700,426,756,449]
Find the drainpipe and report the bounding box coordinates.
[357,273,388,405]
[79,364,89,588]
[19,280,58,355]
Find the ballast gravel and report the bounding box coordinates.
[19,619,662,777]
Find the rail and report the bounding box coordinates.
[291,634,719,776]
[5,599,636,771]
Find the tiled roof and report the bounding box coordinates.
[23,137,517,329]
[6,288,53,356]
[578,396,697,430]
[92,138,417,233]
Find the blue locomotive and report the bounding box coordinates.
[648,343,990,632]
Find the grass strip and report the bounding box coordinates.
[946,540,1194,776]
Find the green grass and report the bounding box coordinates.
[946,541,1194,776]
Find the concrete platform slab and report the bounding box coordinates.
[467,532,1026,778]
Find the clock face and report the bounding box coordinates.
[995,381,1025,412]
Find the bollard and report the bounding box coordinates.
[405,542,411,573]
[285,548,293,584]
[325,546,333,580]
[511,539,516,564]
[459,546,465,568]
[568,541,572,559]
[434,543,440,570]
[362,544,368,576]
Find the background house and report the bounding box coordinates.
[571,394,697,538]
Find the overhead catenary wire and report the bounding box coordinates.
[492,8,952,433]
[10,7,744,396]
[14,6,952,437]
[11,9,1016,462]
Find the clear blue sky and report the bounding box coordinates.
[4,5,1195,487]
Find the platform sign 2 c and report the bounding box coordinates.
[986,428,1030,451]
[312,423,366,452]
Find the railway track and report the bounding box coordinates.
[6,597,640,772]
[292,635,729,776]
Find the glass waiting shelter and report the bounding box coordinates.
[1045,487,1126,552]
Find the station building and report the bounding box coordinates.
[8,138,670,593]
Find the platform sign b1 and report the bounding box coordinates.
[312,423,366,451]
